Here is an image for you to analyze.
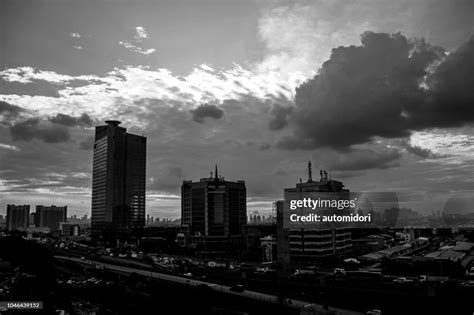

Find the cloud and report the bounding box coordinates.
[0,64,293,124]
[79,136,94,150]
[0,101,24,119]
[278,31,474,150]
[134,26,148,41]
[119,26,155,55]
[399,138,436,158]
[416,35,474,128]
[409,131,474,164]
[190,104,224,123]
[10,118,71,143]
[118,41,156,55]
[0,143,20,151]
[0,78,61,98]
[70,32,81,38]
[268,104,293,130]
[49,113,93,127]
[0,66,97,84]
[327,147,403,171]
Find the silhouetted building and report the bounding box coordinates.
[35,205,67,232]
[6,204,30,231]
[178,165,246,258]
[91,120,147,244]
[277,162,353,265]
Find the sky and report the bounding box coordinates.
[1,0,474,219]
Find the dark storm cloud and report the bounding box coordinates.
[327,147,402,171]
[190,104,224,123]
[278,32,474,151]
[268,104,293,130]
[398,139,436,158]
[414,35,474,128]
[404,144,433,158]
[49,113,93,127]
[10,118,71,143]
[0,101,24,118]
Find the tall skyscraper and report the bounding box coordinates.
[178,166,246,256]
[35,205,67,232]
[91,120,146,243]
[6,204,30,231]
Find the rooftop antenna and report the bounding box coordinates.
[215,164,219,180]
[307,161,313,183]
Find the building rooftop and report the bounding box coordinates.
[105,120,121,126]
[452,241,474,252]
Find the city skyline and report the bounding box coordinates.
[1,0,474,219]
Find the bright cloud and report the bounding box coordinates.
[118,26,156,55]
[0,143,20,151]
[134,26,148,40]
[118,41,157,55]
[410,131,474,164]
[0,63,294,127]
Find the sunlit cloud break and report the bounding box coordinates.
[0,143,20,151]
[0,63,295,126]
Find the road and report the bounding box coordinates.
[55,255,364,315]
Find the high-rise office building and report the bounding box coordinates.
[178,166,246,257]
[277,162,353,265]
[6,204,30,231]
[35,205,67,232]
[91,120,146,243]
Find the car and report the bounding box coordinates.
[183,272,193,277]
[333,268,346,275]
[393,277,413,284]
[230,284,245,292]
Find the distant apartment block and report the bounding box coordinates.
[6,204,30,231]
[35,205,67,232]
